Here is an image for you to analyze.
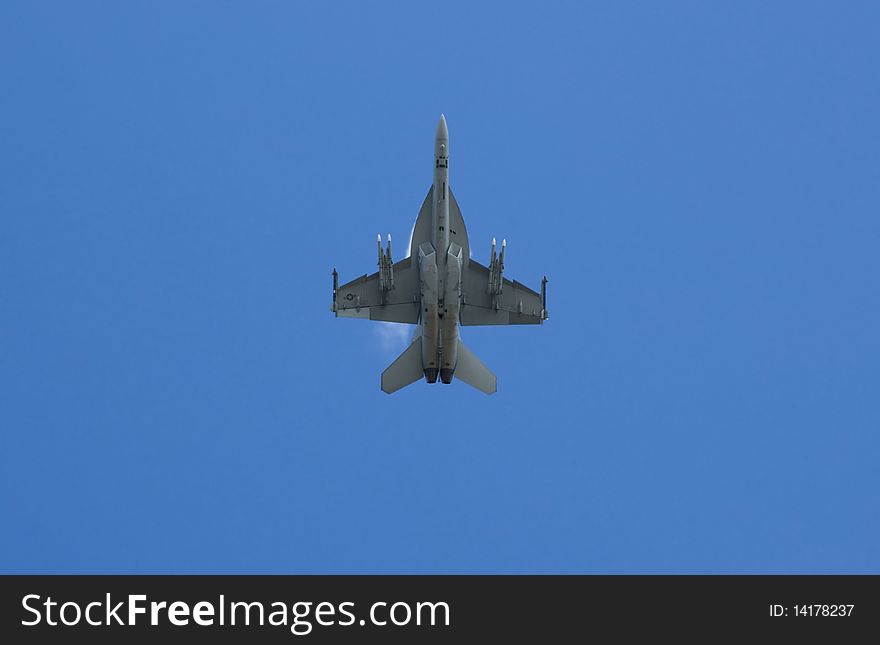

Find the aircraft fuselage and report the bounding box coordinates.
[417,115,463,384]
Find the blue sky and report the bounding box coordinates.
[2,2,878,573]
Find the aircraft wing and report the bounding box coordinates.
[333,256,420,324]
[460,260,547,325]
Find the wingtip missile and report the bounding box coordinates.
[331,267,339,316]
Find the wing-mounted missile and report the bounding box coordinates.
[377,233,395,302]
[385,233,394,290]
[377,234,384,291]
[386,233,394,287]
[487,238,506,308]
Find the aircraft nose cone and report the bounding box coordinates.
[436,114,448,140]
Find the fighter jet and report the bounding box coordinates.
[331,115,548,394]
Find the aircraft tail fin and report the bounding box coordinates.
[381,339,424,394]
[455,341,497,394]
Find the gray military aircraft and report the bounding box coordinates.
[331,115,548,394]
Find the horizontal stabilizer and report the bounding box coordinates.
[381,339,424,394]
[455,341,496,394]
